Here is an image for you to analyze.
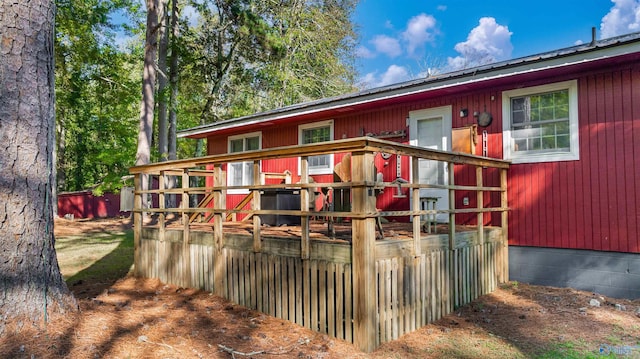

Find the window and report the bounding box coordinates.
[298,120,334,174]
[228,132,261,193]
[502,80,579,163]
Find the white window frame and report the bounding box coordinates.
[502,80,580,163]
[227,131,262,194]
[298,120,334,175]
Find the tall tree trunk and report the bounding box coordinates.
[0,0,77,331]
[157,0,169,163]
[167,0,180,210]
[168,0,179,162]
[136,0,159,214]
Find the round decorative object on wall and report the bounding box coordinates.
[477,111,493,127]
[380,152,392,160]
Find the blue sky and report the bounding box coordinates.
[353,0,640,88]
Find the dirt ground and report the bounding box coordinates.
[1,218,639,358]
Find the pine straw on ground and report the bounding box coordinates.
[1,218,638,358]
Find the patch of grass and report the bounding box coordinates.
[500,281,519,290]
[606,334,624,346]
[415,333,526,359]
[56,230,134,286]
[536,341,619,359]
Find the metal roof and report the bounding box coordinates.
[179,31,640,139]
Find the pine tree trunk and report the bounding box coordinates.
[157,0,169,163]
[136,0,159,214]
[167,0,180,210]
[0,0,77,331]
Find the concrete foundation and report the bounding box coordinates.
[509,246,640,299]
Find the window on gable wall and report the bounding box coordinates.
[298,120,334,175]
[502,80,580,163]
[228,132,261,193]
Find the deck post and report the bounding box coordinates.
[252,160,262,252]
[159,171,166,243]
[133,173,142,277]
[213,164,225,296]
[448,162,455,312]
[500,168,509,282]
[182,169,191,288]
[300,156,310,259]
[351,150,377,352]
[411,156,421,257]
[476,166,484,239]
[476,166,484,293]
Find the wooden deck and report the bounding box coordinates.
[144,218,476,241]
[138,221,505,345]
[130,137,511,351]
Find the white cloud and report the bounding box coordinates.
[437,5,447,11]
[447,17,513,70]
[401,13,438,56]
[356,45,376,59]
[357,72,378,89]
[379,65,410,86]
[357,65,411,89]
[600,0,640,39]
[371,35,402,58]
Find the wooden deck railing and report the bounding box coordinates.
[129,136,510,352]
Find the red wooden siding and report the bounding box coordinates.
[508,66,640,253]
[205,62,640,254]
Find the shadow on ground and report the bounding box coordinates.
[65,230,134,299]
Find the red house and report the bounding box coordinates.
[180,32,640,299]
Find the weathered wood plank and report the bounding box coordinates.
[134,174,143,277]
[377,259,385,344]
[310,259,319,332]
[253,160,262,253]
[300,157,310,259]
[398,257,406,337]
[303,260,311,328]
[375,260,383,345]
[501,168,509,283]
[351,151,378,352]
[289,257,297,323]
[335,262,345,340]
[268,255,276,317]
[411,156,421,256]
[182,170,191,288]
[256,253,263,313]
[327,262,336,337]
[345,264,353,343]
[319,261,327,334]
[295,258,303,326]
[262,253,269,314]
[249,252,257,309]
[420,253,427,326]
[391,257,398,340]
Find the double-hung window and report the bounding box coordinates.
[228,132,261,193]
[502,80,579,163]
[298,120,334,174]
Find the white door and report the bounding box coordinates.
[409,106,452,223]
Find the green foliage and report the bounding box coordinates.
[54,0,359,195]
[181,0,358,124]
[55,0,142,194]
